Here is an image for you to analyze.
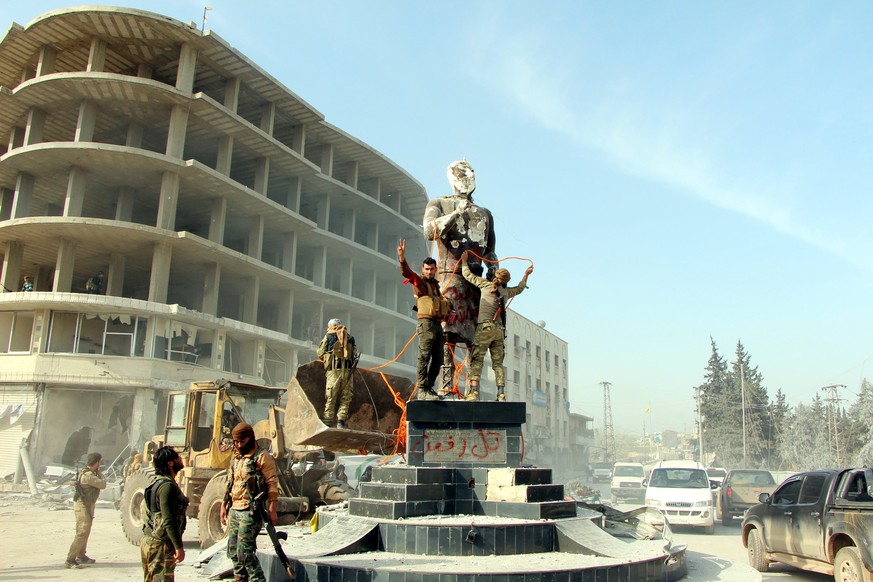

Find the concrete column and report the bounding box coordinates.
[216,136,233,175]
[115,186,135,221]
[211,330,226,370]
[34,266,51,292]
[36,46,56,76]
[254,158,269,195]
[0,241,23,293]
[128,387,157,452]
[319,144,333,176]
[0,188,14,220]
[126,124,144,148]
[224,77,240,112]
[247,215,264,260]
[24,108,46,145]
[165,105,189,158]
[241,277,259,324]
[367,270,377,302]
[316,194,330,230]
[202,262,221,315]
[87,37,107,72]
[364,220,378,249]
[286,176,301,213]
[175,43,198,94]
[346,161,359,190]
[12,173,35,218]
[208,197,226,243]
[53,239,76,292]
[74,101,97,142]
[30,310,47,353]
[63,167,87,217]
[291,124,305,156]
[156,172,179,231]
[148,243,172,303]
[277,290,294,336]
[107,253,125,296]
[8,126,25,150]
[281,232,297,274]
[260,102,276,135]
[312,247,327,287]
[137,64,152,79]
[336,258,352,295]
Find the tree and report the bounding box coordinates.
[726,340,771,468]
[849,379,873,466]
[780,403,835,471]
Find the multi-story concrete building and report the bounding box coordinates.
[0,6,428,474]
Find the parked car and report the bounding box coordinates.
[645,460,715,534]
[742,467,873,581]
[592,462,613,483]
[611,462,646,503]
[718,469,777,526]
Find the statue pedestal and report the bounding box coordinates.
[406,400,526,468]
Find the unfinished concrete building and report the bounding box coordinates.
[0,7,427,474]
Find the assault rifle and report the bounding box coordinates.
[253,488,295,580]
[72,461,86,502]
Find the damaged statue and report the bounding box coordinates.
[423,159,497,394]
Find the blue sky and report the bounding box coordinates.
[4,1,873,435]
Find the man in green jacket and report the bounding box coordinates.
[461,255,533,401]
[65,452,106,568]
[141,446,188,581]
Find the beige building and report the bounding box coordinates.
[476,312,572,472]
[0,7,428,475]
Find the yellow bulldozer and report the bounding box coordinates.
[120,361,414,548]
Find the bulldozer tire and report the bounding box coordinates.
[198,472,229,549]
[317,476,355,505]
[119,468,154,546]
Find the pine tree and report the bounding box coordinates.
[727,341,770,467]
[849,379,873,466]
[698,338,743,467]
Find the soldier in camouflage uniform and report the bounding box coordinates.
[220,423,279,582]
[316,318,358,428]
[141,445,187,581]
[65,451,106,569]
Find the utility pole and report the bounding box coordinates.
[741,362,747,467]
[201,6,212,31]
[821,384,846,466]
[600,381,614,463]
[694,385,705,465]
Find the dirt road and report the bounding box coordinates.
[0,494,206,581]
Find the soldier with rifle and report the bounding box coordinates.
[220,422,279,582]
[316,318,359,429]
[65,452,106,569]
[140,445,188,581]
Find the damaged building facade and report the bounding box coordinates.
[0,6,576,479]
[0,6,428,475]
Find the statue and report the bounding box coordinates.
[422,160,497,393]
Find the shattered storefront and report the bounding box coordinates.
[0,382,152,479]
[35,386,138,470]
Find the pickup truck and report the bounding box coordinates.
[717,469,777,526]
[742,467,873,581]
[592,462,612,483]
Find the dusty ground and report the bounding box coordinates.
[0,494,206,581]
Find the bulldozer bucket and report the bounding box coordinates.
[283,362,415,453]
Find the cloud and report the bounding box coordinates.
[468,25,868,271]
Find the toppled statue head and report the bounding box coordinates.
[447,159,476,197]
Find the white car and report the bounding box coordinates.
[706,467,727,488]
[645,462,715,534]
[611,462,646,503]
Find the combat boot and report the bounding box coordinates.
[337,419,348,429]
[465,390,479,402]
[496,390,506,402]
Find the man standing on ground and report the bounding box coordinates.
[397,239,450,400]
[220,422,279,582]
[316,318,358,428]
[65,452,106,569]
[141,446,188,581]
[461,255,533,401]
